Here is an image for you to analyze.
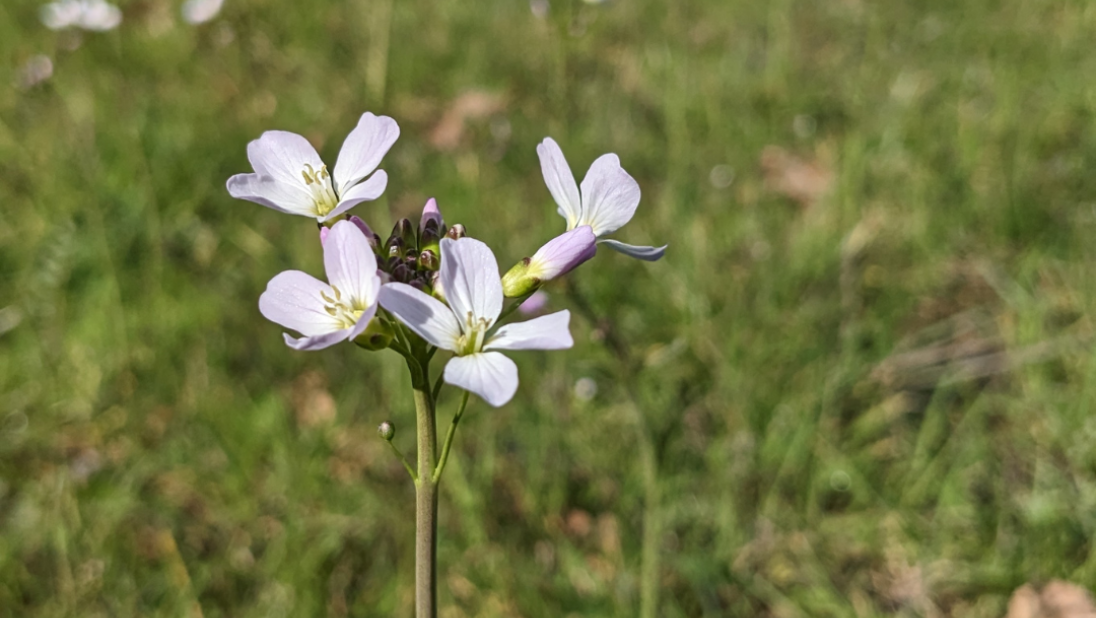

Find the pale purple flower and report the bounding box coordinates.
[259,220,381,350]
[41,0,121,31]
[420,197,442,231]
[380,237,573,407]
[526,225,597,279]
[181,0,224,24]
[227,112,399,222]
[537,137,666,261]
[518,291,549,315]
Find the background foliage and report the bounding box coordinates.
[3,0,1096,615]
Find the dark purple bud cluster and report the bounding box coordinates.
[359,210,465,295]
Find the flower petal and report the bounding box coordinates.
[579,153,641,237]
[420,198,442,231]
[378,283,462,350]
[444,352,519,407]
[527,226,597,280]
[537,137,582,228]
[322,170,388,222]
[347,303,379,341]
[324,220,380,307]
[486,310,573,351]
[284,328,353,351]
[440,237,503,327]
[332,112,400,192]
[247,130,324,187]
[259,271,343,337]
[598,239,667,261]
[227,172,315,217]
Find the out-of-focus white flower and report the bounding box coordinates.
[573,377,597,401]
[227,112,399,222]
[537,137,667,261]
[41,0,122,31]
[181,0,224,25]
[17,55,54,89]
[518,291,549,315]
[380,237,574,407]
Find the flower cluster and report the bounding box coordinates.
[231,112,664,406]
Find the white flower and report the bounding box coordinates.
[181,0,224,24]
[537,137,666,261]
[227,112,399,222]
[41,0,122,31]
[259,220,381,350]
[380,237,573,407]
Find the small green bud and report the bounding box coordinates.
[386,237,405,259]
[420,226,441,256]
[446,224,466,240]
[353,316,395,351]
[501,257,541,298]
[419,249,439,271]
[377,421,395,441]
[393,218,416,249]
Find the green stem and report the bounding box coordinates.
[413,381,438,618]
[433,390,470,483]
[384,438,417,482]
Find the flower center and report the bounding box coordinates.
[320,286,364,329]
[301,163,339,217]
[456,312,490,356]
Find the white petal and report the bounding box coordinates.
[226,173,316,217]
[440,237,503,327]
[598,239,667,261]
[259,271,343,337]
[322,170,388,222]
[444,352,519,408]
[579,153,641,237]
[247,130,324,187]
[378,283,462,350]
[78,0,121,30]
[486,310,573,351]
[40,1,82,29]
[284,328,353,351]
[324,220,380,307]
[181,0,223,24]
[332,113,400,192]
[537,137,582,229]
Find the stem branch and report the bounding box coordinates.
[433,390,470,483]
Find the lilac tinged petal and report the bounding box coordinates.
[319,226,330,246]
[518,291,549,315]
[348,216,376,241]
[486,310,573,351]
[226,173,315,216]
[599,239,667,261]
[378,283,462,350]
[259,271,342,337]
[324,220,380,305]
[333,113,400,192]
[247,130,323,186]
[537,138,582,228]
[440,238,503,326]
[420,198,442,231]
[579,153,641,237]
[322,170,388,222]
[444,352,519,407]
[527,226,597,280]
[284,328,353,351]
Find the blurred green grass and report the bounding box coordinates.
[4,0,1096,615]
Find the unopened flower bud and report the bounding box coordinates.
[446,223,466,240]
[386,237,405,259]
[409,279,427,292]
[420,226,441,256]
[348,216,380,250]
[420,198,443,233]
[354,316,395,351]
[501,226,597,297]
[419,249,439,271]
[392,263,412,283]
[392,218,416,249]
[377,421,395,441]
